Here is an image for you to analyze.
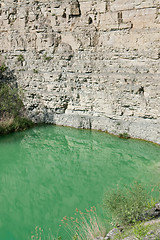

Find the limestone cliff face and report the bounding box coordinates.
[0,0,160,143]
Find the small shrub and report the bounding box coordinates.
[119,133,130,139]
[103,182,150,226]
[13,117,34,131]
[43,53,52,62]
[33,69,38,73]
[17,54,24,63]
[0,63,8,72]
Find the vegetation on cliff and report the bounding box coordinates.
[0,62,33,135]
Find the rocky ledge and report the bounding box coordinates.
[94,203,160,240]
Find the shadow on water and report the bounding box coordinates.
[0,125,160,239]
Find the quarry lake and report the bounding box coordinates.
[0,125,160,239]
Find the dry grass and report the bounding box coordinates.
[61,207,106,240]
[30,226,58,240]
[0,115,14,128]
[29,207,105,240]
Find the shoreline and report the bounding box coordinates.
[1,121,160,147]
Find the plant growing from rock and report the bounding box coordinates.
[43,53,52,62]
[33,69,39,73]
[0,63,8,72]
[17,54,25,64]
[119,133,130,139]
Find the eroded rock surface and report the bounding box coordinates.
[0,0,160,143]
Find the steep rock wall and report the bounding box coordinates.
[0,0,160,143]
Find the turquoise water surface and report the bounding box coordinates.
[0,125,160,239]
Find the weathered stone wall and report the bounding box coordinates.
[0,0,160,143]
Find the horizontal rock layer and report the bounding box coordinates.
[0,0,160,143]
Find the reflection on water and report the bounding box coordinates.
[0,125,160,239]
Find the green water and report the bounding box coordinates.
[0,125,160,239]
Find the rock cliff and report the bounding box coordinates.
[0,0,160,143]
